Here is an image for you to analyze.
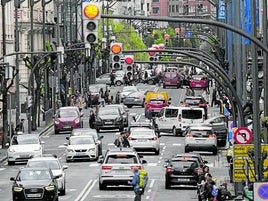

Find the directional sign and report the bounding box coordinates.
[254,183,268,200]
[234,158,268,168]
[233,144,254,157]
[234,127,253,144]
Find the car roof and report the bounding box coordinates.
[129,121,152,126]
[171,157,199,162]
[106,147,137,154]
[70,135,94,139]
[188,126,213,130]
[21,167,51,171]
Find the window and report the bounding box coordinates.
[152,0,159,2]
[182,109,203,119]
[165,109,178,118]
[152,7,159,14]
[106,154,138,164]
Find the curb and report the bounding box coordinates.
[0,124,53,164]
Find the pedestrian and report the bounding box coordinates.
[104,87,110,104]
[114,132,130,148]
[98,88,105,107]
[15,119,25,133]
[110,72,116,87]
[69,95,75,106]
[211,88,217,107]
[144,71,148,80]
[77,95,83,112]
[89,110,95,129]
[201,88,208,102]
[123,74,128,86]
[115,91,120,104]
[128,167,142,201]
[197,166,210,201]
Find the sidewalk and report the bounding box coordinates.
[0,119,53,164]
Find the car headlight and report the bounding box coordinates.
[13,186,23,192]
[88,148,95,151]
[96,117,102,122]
[74,118,80,124]
[55,120,60,124]
[8,147,15,152]
[34,146,41,151]
[115,117,122,121]
[45,185,55,191]
[67,149,74,152]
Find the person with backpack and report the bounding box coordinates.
[138,168,148,195]
[128,167,148,201]
[114,132,130,148]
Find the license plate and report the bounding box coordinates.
[63,126,71,129]
[105,121,113,125]
[196,84,201,87]
[27,194,41,198]
[114,170,129,174]
[178,178,190,182]
[19,155,29,158]
[76,152,85,156]
[138,139,147,142]
[165,82,170,84]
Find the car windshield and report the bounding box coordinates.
[123,87,138,92]
[27,160,60,170]
[99,109,119,115]
[171,161,198,169]
[181,109,203,119]
[70,137,95,145]
[59,110,78,118]
[190,130,212,137]
[164,73,177,78]
[11,136,39,145]
[18,169,51,181]
[105,154,138,164]
[185,98,203,104]
[72,131,97,138]
[148,99,165,104]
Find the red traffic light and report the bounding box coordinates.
[125,56,134,65]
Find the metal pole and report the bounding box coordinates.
[263,0,268,143]
[251,0,262,181]
[1,0,6,56]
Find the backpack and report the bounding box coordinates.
[212,185,218,197]
[139,169,148,188]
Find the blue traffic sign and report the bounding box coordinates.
[258,184,268,199]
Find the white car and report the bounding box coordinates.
[96,73,124,86]
[184,126,218,155]
[7,134,45,165]
[26,155,68,195]
[128,127,161,155]
[120,86,139,102]
[64,135,99,162]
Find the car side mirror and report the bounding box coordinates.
[97,158,103,163]
[66,137,69,140]
[62,165,68,170]
[203,160,208,164]
[10,177,15,181]
[63,142,68,146]
[99,136,104,139]
[142,160,147,164]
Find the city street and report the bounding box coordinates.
[0,83,232,201]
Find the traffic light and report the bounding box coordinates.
[164,34,170,46]
[110,42,122,70]
[175,28,180,40]
[124,55,134,77]
[82,2,100,44]
[148,47,157,62]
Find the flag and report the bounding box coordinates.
[244,0,251,44]
[13,9,21,18]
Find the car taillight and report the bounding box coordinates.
[130,166,141,170]
[135,96,140,99]
[128,137,136,140]
[199,103,206,107]
[209,134,216,139]
[186,134,193,138]
[151,137,157,141]
[102,165,112,170]
[166,168,174,173]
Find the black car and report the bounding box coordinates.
[164,157,201,189]
[10,167,59,201]
[94,107,124,132]
[174,153,208,168]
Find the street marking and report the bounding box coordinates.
[160,143,165,146]
[149,179,155,188]
[58,145,66,148]
[129,113,136,116]
[172,143,182,146]
[146,195,150,199]
[89,163,99,167]
[0,168,5,171]
[147,163,157,166]
[80,179,97,201]
[74,179,93,201]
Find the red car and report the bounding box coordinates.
[189,74,208,89]
[163,72,180,88]
[54,106,83,134]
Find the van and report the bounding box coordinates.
[155,106,205,136]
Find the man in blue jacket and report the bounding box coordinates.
[129,167,142,201]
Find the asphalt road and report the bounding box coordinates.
[0,83,231,201]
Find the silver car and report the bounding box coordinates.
[64,135,99,162]
[26,155,68,195]
[120,86,139,102]
[98,147,147,190]
[105,104,129,127]
[123,91,146,108]
[184,126,218,155]
[128,127,161,155]
[6,134,45,165]
[96,73,124,86]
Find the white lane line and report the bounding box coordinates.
[172,143,182,146]
[147,163,157,166]
[129,113,136,116]
[80,179,97,201]
[58,145,66,148]
[158,160,161,164]
[74,179,93,201]
[163,145,166,150]
[0,168,5,171]
[89,163,99,167]
[159,157,163,160]
[149,179,155,188]
[160,143,165,146]
[146,195,150,199]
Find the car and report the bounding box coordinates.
[64,135,99,162]
[70,128,103,154]
[184,126,218,155]
[53,106,83,134]
[120,86,139,102]
[123,90,146,108]
[198,115,228,146]
[88,84,107,98]
[10,167,59,201]
[126,120,160,137]
[94,107,124,132]
[105,104,129,127]
[174,153,208,168]
[6,134,45,165]
[95,73,124,86]
[189,74,208,89]
[26,155,68,195]
[181,96,208,119]
[162,71,180,88]
[128,127,161,155]
[164,157,201,189]
[98,147,147,190]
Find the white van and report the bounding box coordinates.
[155,106,205,136]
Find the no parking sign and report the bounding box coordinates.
[233,127,253,144]
[254,182,268,200]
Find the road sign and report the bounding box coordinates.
[233,144,254,157]
[234,127,253,144]
[233,169,255,182]
[234,158,268,168]
[254,183,268,200]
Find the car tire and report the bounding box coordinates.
[184,147,189,153]
[55,130,59,134]
[172,127,177,136]
[60,188,66,196]
[165,179,171,189]
[155,149,160,155]
[177,85,179,89]
[8,161,14,166]
[99,181,107,190]
[116,80,122,86]
[55,196,59,201]
[163,85,166,88]
[127,105,132,108]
